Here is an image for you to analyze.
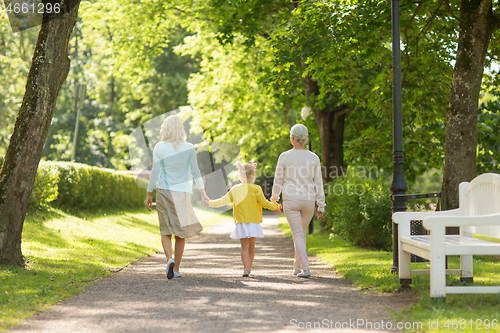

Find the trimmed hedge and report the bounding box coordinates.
[0,156,149,210]
[323,174,393,251]
[28,161,60,209]
[51,162,149,209]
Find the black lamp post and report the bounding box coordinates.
[390,0,408,273]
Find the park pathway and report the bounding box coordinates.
[11,215,415,333]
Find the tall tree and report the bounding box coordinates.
[442,0,500,209]
[270,0,455,182]
[0,0,81,266]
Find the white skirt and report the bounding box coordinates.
[230,223,264,239]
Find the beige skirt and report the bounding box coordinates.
[156,189,203,238]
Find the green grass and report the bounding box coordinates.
[0,205,224,332]
[279,217,500,333]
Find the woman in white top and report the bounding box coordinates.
[145,115,210,279]
[271,124,325,278]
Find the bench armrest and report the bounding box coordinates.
[392,209,460,238]
[423,213,500,231]
[392,209,460,225]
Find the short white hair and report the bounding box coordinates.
[160,115,186,150]
[290,124,308,144]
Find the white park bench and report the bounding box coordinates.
[392,173,500,299]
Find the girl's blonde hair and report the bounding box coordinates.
[238,162,257,182]
[160,115,186,150]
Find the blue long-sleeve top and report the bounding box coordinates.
[147,141,204,193]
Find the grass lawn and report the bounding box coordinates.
[0,205,224,332]
[279,217,500,333]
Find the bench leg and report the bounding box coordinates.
[399,249,412,287]
[430,231,446,299]
[430,258,446,298]
[460,255,473,283]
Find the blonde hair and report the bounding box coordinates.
[290,124,308,144]
[238,162,256,182]
[160,115,186,150]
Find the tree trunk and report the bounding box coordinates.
[441,0,499,209]
[313,107,349,183]
[302,75,352,183]
[0,1,81,266]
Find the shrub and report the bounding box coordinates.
[28,161,60,210]
[323,174,393,251]
[0,157,150,210]
[1,156,59,210]
[51,162,148,210]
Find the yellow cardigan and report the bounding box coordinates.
[209,183,279,223]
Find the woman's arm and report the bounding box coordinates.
[270,155,284,203]
[188,147,210,206]
[314,159,326,218]
[147,145,161,193]
[146,145,160,210]
[188,147,204,190]
[145,192,153,211]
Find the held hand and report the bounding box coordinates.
[145,193,153,212]
[317,210,324,220]
[274,203,282,214]
[200,189,210,208]
[201,193,210,208]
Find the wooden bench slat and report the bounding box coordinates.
[402,235,500,256]
[411,269,462,276]
[446,286,500,294]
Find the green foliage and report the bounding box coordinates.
[477,95,500,174]
[200,0,292,46]
[2,0,500,194]
[39,20,199,169]
[50,162,148,210]
[1,156,147,210]
[1,6,198,169]
[0,15,39,156]
[269,0,455,182]
[28,161,60,210]
[323,173,393,251]
[177,32,295,167]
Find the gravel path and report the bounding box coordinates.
[11,215,416,332]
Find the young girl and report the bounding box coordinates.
[209,163,281,277]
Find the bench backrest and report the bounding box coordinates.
[460,173,500,238]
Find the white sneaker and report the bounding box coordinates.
[166,259,175,279]
[297,269,311,278]
[173,271,182,278]
[293,269,301,275]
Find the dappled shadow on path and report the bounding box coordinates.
[11,217,415,333]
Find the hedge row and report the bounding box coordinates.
[0,156,150,210]
[323,174,393,251]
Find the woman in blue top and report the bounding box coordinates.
[145,115,210,279]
